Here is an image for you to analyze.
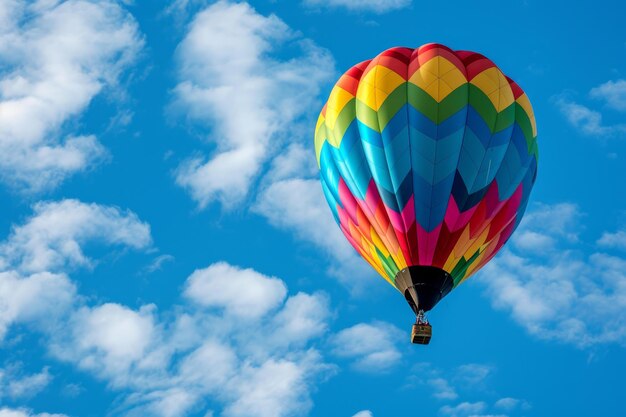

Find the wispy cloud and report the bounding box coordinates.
[303,0,412,13]
[0,0,144,192]
[0,364,52,400]
[553,96,626,136]
[0,407,68,417]
[329,321,403,372]
[439,401,487,417]
[590,79,626,111]
[478,202,626,347]
[141,254,175,274]
[555,79,626,138]
[172,1,333,208]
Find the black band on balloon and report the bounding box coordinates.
[394,266,454,315]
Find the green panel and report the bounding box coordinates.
[355,99,382,132]
[332,100,357,144]
[377,84,409,130]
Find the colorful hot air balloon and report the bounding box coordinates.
[314,43,538,344]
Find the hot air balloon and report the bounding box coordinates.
[314,43,538,344]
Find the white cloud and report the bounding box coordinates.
[330,321,402,371]
[254,177,376,294]
[1,199,152,274]
[429,377,458,400]
[0,271,76,341]
[494,397,519,411]
[53,303,157,385]
[590,79,626,111]
[40,262,333,417]
[222,353,325,417]
[555,78,626,138]
[351,411,374,417]
[263,144,318,184]
[268,292,330,347]
[304,0,411,13]
[173,1,334,207]
[440,402,487,417]
[454,364,493,385]
[184,262,287,319]
[478,203,626,347]
[597,230,626,251]
[141,254,175,274]
[0,0,143,191]
[405,362,494,402]
[255,179,352,261]
[466,415,507,417]
[0,199,151,342]
[0,408,68,417]
[0,365,52,400]
[554,96,626,136]
[510,202,581,253]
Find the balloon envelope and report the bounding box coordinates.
[315,43,538,314]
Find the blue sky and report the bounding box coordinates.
[0,1,625,417]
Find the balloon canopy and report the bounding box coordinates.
[314,43,538,338]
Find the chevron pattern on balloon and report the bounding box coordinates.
[315,43,538,291]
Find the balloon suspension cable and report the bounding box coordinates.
[416,309,429,325]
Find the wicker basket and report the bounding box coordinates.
[411,324,432,345]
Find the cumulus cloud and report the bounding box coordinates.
[0,0,143,191]
[303,0,412,13]
[329,321,402,371]
[0,271,76,341]
[46,262,333,417]
[0,199,151,342]
[590,79,626,111]
[351,411,374,417]
[478,202,626,347]
[0,200,333,417]
[173,1,334,207]
[52,303,158,385]
[254,177,376,294]
[493,397,530,412]
[1,199,151,274]
[597,229,626,251]
[184,262,287,319]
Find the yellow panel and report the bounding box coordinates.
[470,67,514,111]
[409,56,467,102]
[464,239,497,278]
[516,93,537,137]
[465,226,490,257]
[314,113,327,165]
[395,247,408,270]
[325,86,354,131]
[356,65,405,110]
[443,253,461,274]
[370,227,390,257]
[452,226,471,259]
[360,247,388,283]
